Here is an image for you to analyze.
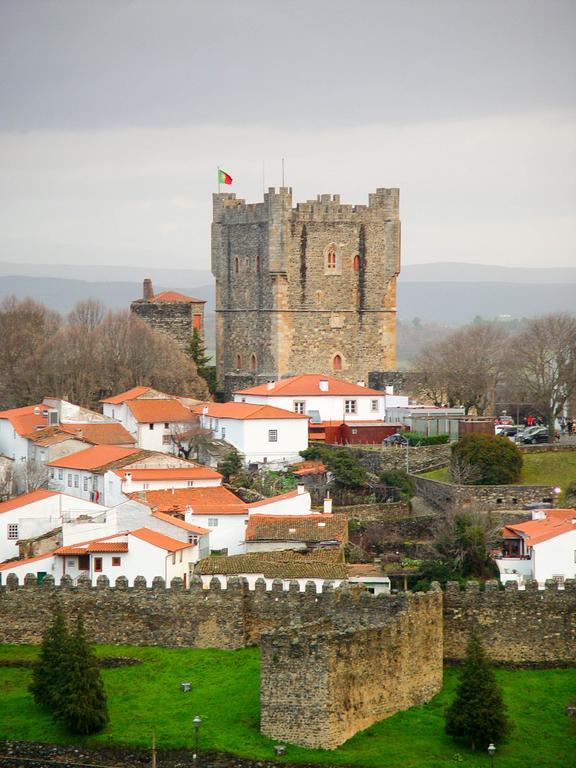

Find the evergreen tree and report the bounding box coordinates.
[186,329,216,394]
[29,607,69,711]
[217,450,243,481]
[58,615,108,735]
[445,631,512,750]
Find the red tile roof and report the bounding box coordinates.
[128,399,195,423]
[23,427,80,447]
[56,542,129,555]
[0,551,55,571]
[197,551,347,579]
[0,489,58,516]
[129,527,191,552]
[115,466,222,481]
[59,423,135,445]
[100,387,153,404]
[151,512,209,535]
[151,291,205,303]
[48,445,141,471]
[235,374,383,397]
[503,509,576,546]
[292,460,327,477]
[196,402,308,420]
[245,513,347,543]
[129,486,248,516]
[0,404,48,436]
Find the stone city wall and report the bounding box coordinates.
[260,591,443,749]
[443,579,576,666]
[413,474,554,512]
[350,444,451,474]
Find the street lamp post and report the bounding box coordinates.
[487,742,496,768]
[193,715,201,760]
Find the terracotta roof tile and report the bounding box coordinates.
[245,514,348,543]
[58,422,135,445]
[0,489,58,516]
[291,460,327,477]
[195,402,308,420]
[100,387,153,404]
[129,527,191,552]
[151,512,209,535]
[150,291,205,303]
[47,445,142,471]
[503,509,576,546]
[115,466,222,481]
[247,489,305,508]
[235,374,383,397]
[128,399,195,423]
[129,486,247,515]
[0,404,49,436]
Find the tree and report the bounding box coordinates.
[186,328,216,394]
[451,434,522,485]
[445,631,512,750]
[13,458,50,494]
[412,322,508,415]
[379,470,415,501]
[508,313,576,435]
[432,510,499,579]
[67,299,106,331]
[218,450,243,481]
[58,615,108,735]
[29,607,69,711]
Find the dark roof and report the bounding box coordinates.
[245,513,348,544]
[197,549,346,579]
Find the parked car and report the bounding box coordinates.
[520,427,550,444]
[382,433,409,447]
[495,424,519,438]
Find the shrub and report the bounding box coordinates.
[379,470,415,500]
[445,631,512,750]
[217,450,243,481]
[450,434,522,485]
[407,432,450,446]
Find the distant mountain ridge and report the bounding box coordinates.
[399,262,576,284]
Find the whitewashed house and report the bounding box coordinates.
[47,445,222,506]
[0,489,106,562]
[233,374,407,422]
[195,402,308,469]
[497,508,576,587]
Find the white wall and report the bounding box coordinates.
[0,419,29,463]
[234,393,386,422]
[246,491,311,517]
[534,529,576,584]
[186,511,247,555]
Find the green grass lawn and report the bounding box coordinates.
[422,452,576,499]
[0,645,574,767]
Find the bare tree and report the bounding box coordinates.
[67,299,106,331]
[0,461,14,501]
[508,313,576,433]
[412,322,509,415]
[169,423,214,460]
[449,455,482,485]
[13,459,50,494]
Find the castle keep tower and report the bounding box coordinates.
[130,279,206,349]
[212,188,400,394]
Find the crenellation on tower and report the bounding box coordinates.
[212,187,401,396]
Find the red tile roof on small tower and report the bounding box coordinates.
[151,291,206,303]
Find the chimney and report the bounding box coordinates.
[323,494,333,515]
[143,278,154,300]
[532,509,547,520]
[297,484,305,495]
[385,385,394,395]
[267,381,276,390]
[185,505,194,522]
[356,380,365,388]
[319,379,329,392]
[124,472,132,492]
[75,428,83,440]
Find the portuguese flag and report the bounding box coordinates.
[218,168,233,185]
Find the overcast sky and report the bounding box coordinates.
[0,0,575,271]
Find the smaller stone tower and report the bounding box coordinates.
[130,279,206,349]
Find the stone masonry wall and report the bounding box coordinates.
[260,591,443,749]
[350,444,451,473]
[130,300,204,349]
[413,474,555,512]
[443,580,576,665]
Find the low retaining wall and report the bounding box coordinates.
[349,444,451,473]
[335,501,411,521]
[413,474,554,512]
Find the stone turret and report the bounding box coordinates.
[130,280,206,349]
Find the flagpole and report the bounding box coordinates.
[217,165,221,194]
[281,157,285,187]
[262,161,265,196]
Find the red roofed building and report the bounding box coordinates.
[130,277,206,349]
[196,401,309,470]
[496,508,576,587]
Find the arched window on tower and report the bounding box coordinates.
[234,256,240,274]
[326,243,337,272]
[353,254,360,272]
[256,254,260,273]
[251,354,257,372]
[332,354,342,372]
[235,354,242,370]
